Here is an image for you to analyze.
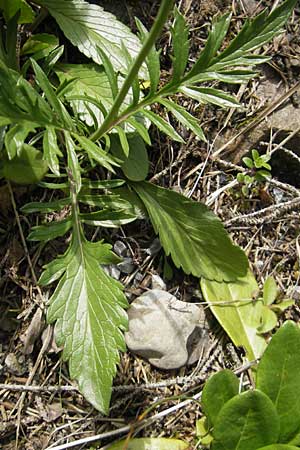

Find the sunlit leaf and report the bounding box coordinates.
[133,182,248,281]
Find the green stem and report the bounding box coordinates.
[90,0,175,142]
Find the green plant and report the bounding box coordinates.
[201,272,294,360]
[237,149,272,196]
[197,321,300,450]
[0,0,297,413]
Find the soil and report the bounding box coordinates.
[1,0,300,449]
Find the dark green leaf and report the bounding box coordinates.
[65,131,81,194]
[171,8,189,82]
[202,370,239,427]
[21,33,59,60]
[21,197,70,213]
[96,46,118,100]
[4,123,35,159]
[110,134,149,181]
[257,446,300,450]
[132,181,248,281]
[136,18,160,94]
[256,322,300,443]
[159,98,206,141]
[28,218,72,241]
[142,110,184,143]
[2,144,48,185]
[115,126,129,158]
[126,118,151,145]
[0,0,34,24]
[74,133,119,172]
[212,390,280,450]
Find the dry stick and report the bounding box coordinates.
[212,80,300,159]
[225,196,300,226]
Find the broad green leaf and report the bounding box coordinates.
[132,181,248,281]
[201,271,267,360]
[257,446,300,450]
[136,18,160,94]
[4,123,35,159]
[45,232,128,413]
[21,197,71,213]
[36,0,147,78]
[142,110,184,143]
[179,86,241,108]
[21,33,59,60]
[256,322,300,443]
[43,126,62,176]
[196,417,213,446]
[202,370,239,427]
[107,438,189,450]
[113,186,147,219]
[110,134,149,181]
[0,0,34,23]
[263,277,278,306]
[28,218,72,241]
[271,299,294,313]
[158,98,206,141]
[2,144,48,185]
[212,390,280,450]
[257,307,277,334]
[171,8,189,82]
[73,134,119,172]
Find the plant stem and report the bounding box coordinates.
[90,0,175,142]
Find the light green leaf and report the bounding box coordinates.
[158,98,206,141]
[180,86,241,108]
[21,33,59,60]
[171,8,189,82]
[4,123,35,159]
[257,307,277,334]
[202,370,239,427]
[0,0,34,24]
[142,110,184,143]
[80,210,136,228]
[28,218,72,241]
[36,0,147,78]
[212,390,280,450]
[2,144,48,185]
[256,321,300,443]
[186,69,257,85]
[43,126,62,176]
[45,234,128,413]
[201,271,267,360]
[115,126,129,158]
[271,299,295,313]
[126,118,151,146]
[107,437,189,450]
[263,277,278,306]
[55,64,134,128]
[132,181,248,281]
[110,134,149,181]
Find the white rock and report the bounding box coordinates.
[125,289,204,369]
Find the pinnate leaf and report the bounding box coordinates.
[132,182,248,281]
[43,234,128,413]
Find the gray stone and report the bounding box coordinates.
[151,274,166,290]
[125,289,205,369]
